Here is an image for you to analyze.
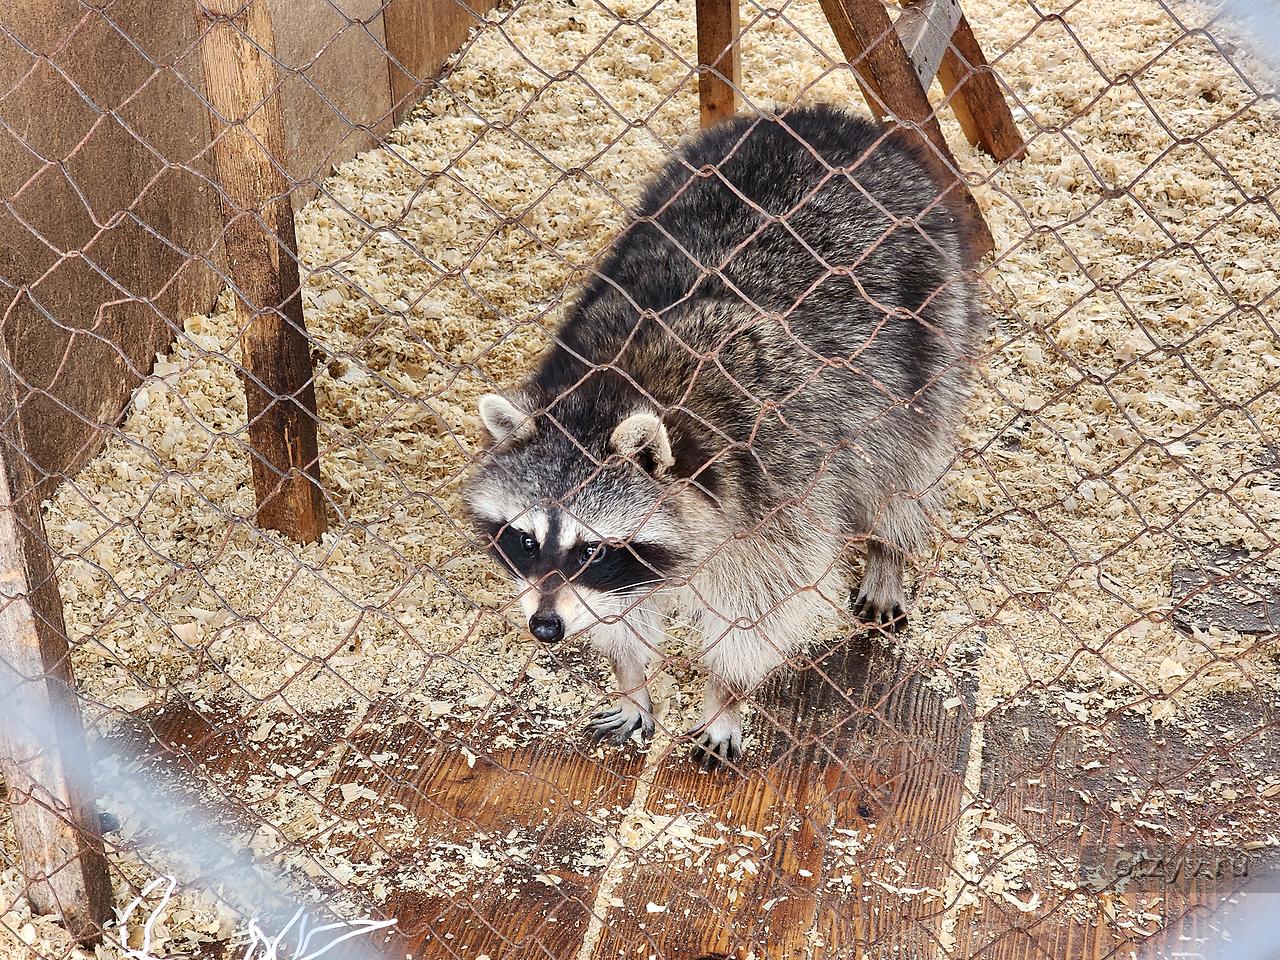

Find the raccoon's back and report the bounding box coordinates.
[571,104,974,327]
[534,105,981,506]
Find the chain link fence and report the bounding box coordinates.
[1,0,1278,957]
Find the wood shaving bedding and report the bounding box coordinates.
[42,0,1278,727]
[7,0,1278,951]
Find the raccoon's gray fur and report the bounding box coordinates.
[464,104,984,766]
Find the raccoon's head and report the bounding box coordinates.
[463,390,710,644]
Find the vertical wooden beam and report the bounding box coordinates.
[0,357,111,944]
[936,14,1025,162]
[196,0,328,544]
[817,0,993,256]
[695,0,742,128]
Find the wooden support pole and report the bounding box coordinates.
[936,14,1025,162]
[197,0,328,543]
[0,358,111,944]
[695,0,742,128]
[817,0,994,256]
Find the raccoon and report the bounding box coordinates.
[463,104,984,767]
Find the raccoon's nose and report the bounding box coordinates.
[529,614,564,644]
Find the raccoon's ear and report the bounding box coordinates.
[478,393,535,444]
[610,412,675,478]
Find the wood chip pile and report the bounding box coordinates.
[4,0,1277,954]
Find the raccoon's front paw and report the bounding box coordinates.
[688,715,744,770]
[588,698,654,746]
[852,586,908,632]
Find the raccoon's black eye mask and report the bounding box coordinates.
[481,521,539,576]
[567,539,679,594]
[479,517,678,594]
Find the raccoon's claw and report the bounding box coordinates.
[587,704,654,746]
[852,596,908,633]
[687,712,744,770]
[689,729,743,770]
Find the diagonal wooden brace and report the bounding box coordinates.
[827,0,1024,168]
[935,13,1025,162]
[897,0,1024,162]
[690,0,1023,254]
[818,0,995,255]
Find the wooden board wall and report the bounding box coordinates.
[0,0,476,496]
[384,0,502,120]
[267,0,394,202]
[0,0,223,498]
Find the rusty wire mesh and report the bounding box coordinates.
[1,0,1279,957]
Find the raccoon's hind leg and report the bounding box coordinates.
[851,499,927,631]
[587,615,658,746]
[688,548,835,768]
[852,539,907,630]
[690,673,745,769]
[691,619,795,769]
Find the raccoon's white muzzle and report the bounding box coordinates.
[515,578,618,644]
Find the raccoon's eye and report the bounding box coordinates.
[579,542,607,565]
[519,533,537,554]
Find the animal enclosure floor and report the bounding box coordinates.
[118,633,1279,960]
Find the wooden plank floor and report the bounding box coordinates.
[334,698,647,959]
[107,640,1278,960]
[586,634,978,960]
[950,690,1280,960]
[106,698,356,845]
[314,632,980,960]
[811,641,975,959]
[586,636,914,960]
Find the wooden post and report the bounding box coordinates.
[817,0,994,256]
[0,357,111,944]
[197,0,328,543]
[935,14,1025,162]
[695,0,742,127]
